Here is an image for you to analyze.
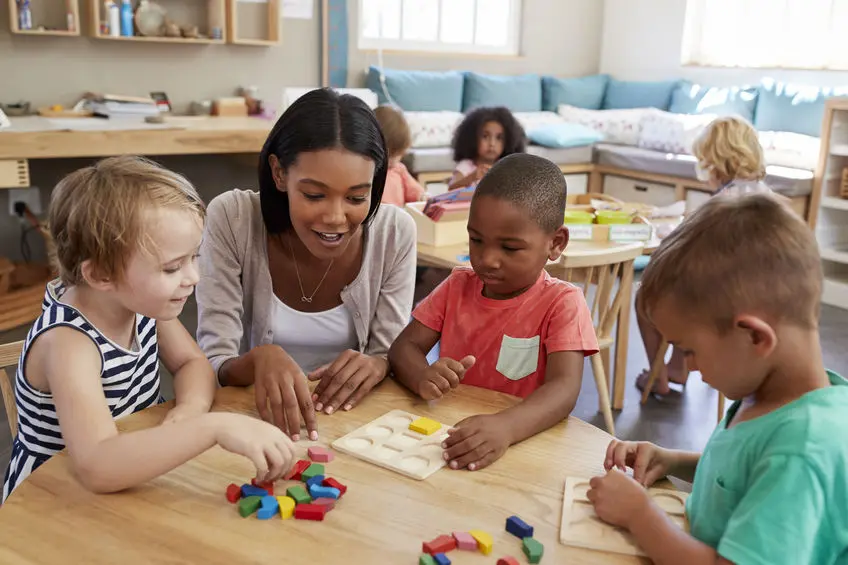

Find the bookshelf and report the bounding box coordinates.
[87,0,226,43]
[226,0,279,46]
[812,97,848,310]
[8,0,81,36]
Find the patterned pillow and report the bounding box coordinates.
[513,111,566,135]
[638,110,716,155]
[557,104,657,146]
[758,130,820,170]
[404,111,464,148]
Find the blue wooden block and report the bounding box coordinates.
[241,484,269,498]
[433,553,451,565]
[506,515,534,539]
[305,474,325,489]
[256,495,279,520]
[308,484,341,500]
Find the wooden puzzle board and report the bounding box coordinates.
[559,476,689,556]
[331,410,448,480]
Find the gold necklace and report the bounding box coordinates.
[284,232,353,303]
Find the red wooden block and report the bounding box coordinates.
[423,535,457,555]
[312,497,336,510]
[225,483,241,503]
[294,503,327,521]
[250,478,274,495]
[287,459,312,481]
[497,557,519,565]
[322,477,347,497]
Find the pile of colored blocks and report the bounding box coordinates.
[418,515,543,564]
[225,446,346,522]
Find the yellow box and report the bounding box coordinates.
[469,529,493,555]
[408,416,441,436]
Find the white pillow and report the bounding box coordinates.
[557,104,657,146]
[638,110,717,155]
[404,111,463,148]
[758,130,820,170]
[513,111,566,135]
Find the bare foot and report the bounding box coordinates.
[635,369,672,396]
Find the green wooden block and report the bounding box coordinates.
[238,495,262,517]
[286,485,312,505]
[522,537,544,563]
[301,463,325,482]
[418,555,437,565]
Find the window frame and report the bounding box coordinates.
[357,0,522,56]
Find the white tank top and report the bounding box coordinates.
[269,295,358,373]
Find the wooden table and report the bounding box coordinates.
[417,240,641,411]
[0,380,647,564]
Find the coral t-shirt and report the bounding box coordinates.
[382,161,426,207]
[413,268,599,398]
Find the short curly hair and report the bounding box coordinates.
[452,106,526,163]
[692,116,766,184]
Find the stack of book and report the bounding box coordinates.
[79,93,160,118]
[422,185,475,221]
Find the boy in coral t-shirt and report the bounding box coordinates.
[389,153,598,472]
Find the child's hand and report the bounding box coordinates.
[475,164,491,181]
[212,413,296,483]
[604,440,673,487]
[587,468,650,529]
[161,401,209,425]
[418,355,476,400]
[442,413,511,471]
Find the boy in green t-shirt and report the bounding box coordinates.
[587,193,848,565]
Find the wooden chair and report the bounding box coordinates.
[546,242,645,436]
[0,340,23,436]
[640,338,726,423]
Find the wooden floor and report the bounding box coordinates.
[0,272,846,475]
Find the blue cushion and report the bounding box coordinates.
[366,66,464,112]
[669,82,759,121]
[754,79,848,137]
[602,79,679,110]
[528,123,604,148]
[542,74,609,111]
[462,72,542,112]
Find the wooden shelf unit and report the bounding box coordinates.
[812,97,848,310]
[8,0,81,36]
[226,0,279,46]
[87,0,226,44]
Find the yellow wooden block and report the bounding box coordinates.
[409,417,441,436]
[469,529,493,555]
[276,495,295,519]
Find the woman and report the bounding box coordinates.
[196,89,417,439]
[637,115,772,396]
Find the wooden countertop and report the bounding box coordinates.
[0,116,274,159]
[0,379,649,564]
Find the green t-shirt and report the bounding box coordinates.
[686,370,848,565]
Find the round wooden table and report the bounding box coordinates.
[0,379,645,564]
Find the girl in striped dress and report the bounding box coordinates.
[3,156,296,503]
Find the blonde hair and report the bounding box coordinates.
[49,155,205,286]
[639,192,821,332]
[374,105,411,158]
[692,116,766,184]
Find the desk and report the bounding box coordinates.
[0,116,272,161]
[417,241,641,410]
[0,380,644,564]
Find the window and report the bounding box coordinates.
[681,0,848,70]
[359,0,522,56]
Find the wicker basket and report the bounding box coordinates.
[842,168,848,199]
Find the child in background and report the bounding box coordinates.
[637,115,773,396]
[374,105,427,207]
[390,153,598,472]
[588,193,847,565]
[448,106,526,191]
[3,156,294,503]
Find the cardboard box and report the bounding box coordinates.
[405,202,468,247]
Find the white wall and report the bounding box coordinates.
[600,0,848,87]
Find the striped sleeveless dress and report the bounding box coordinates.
[2,280,162,503]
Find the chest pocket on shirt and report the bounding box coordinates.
[496,335,540,381]
[690,476,742,547]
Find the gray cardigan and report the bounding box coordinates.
[196,189,417,378]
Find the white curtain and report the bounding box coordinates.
[682,0,848,70]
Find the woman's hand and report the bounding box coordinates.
[307,350,389,414]
[250,344,318,441]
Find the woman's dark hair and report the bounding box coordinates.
[259,88,388,233]
[451,106,527,163]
